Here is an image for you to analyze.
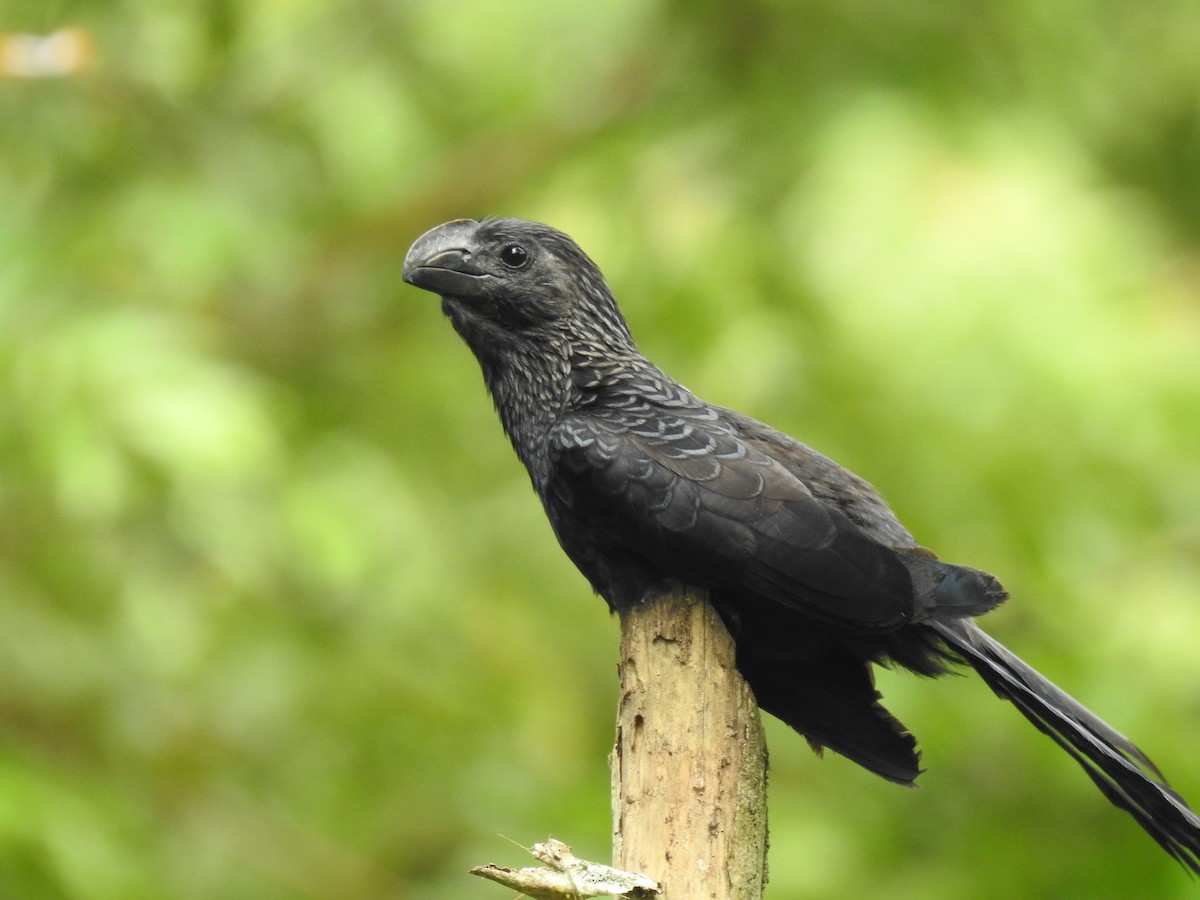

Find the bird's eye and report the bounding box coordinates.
[499,243,529,268]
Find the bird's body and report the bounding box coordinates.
[404,217,1200,870]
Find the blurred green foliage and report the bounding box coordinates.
[2,1,1199,897]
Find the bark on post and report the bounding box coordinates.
[611,584,769,899]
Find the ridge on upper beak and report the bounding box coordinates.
[403,219,489,297]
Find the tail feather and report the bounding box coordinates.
[739,654,923,785]
[934,619,1200,874]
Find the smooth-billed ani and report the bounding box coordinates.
[402,217,1200,871]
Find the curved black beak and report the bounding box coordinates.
[402,219,489,297]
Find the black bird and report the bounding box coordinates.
[403,217,1200,871]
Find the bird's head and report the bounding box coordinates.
[402,218,635,360]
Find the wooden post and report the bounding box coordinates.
[611,584,769,899]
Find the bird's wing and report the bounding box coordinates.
[546,408,921,631]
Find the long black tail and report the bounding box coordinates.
[933,618,1200,873]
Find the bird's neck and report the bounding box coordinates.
[475,339,573,483]
[567,337,698,412]
[477,333,685,488]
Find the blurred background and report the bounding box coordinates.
[3,1,1199,897]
